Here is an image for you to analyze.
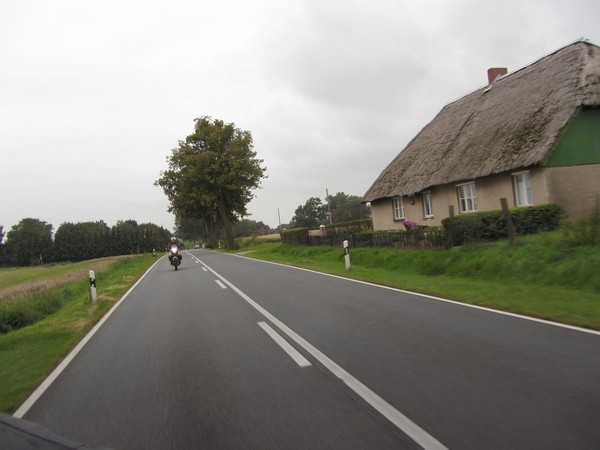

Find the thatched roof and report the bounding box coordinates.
[363,39,600,203]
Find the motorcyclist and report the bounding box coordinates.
[167,237,183,263]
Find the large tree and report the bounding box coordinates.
[110,220,141,255]
[174,216,210,244]
[234,219,271,238]
[326,192,371,223]
[54,221,111,261]
[156,116,266,249]
[291,197,327,228]
[3,218,53,266]
[138,223,172,253]
[290,192,371,228]
[0,225,5,264]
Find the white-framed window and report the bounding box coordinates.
[393,197,405,220]
[513,171,533,207]
[422,191,433,218]
[457,182,477,212]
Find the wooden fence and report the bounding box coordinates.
[288,228,450,250]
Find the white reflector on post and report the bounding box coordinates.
[89,270,97,302]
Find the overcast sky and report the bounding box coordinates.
[1,0,599,234]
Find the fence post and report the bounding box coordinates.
[500,198,516,244]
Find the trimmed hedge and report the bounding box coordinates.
[321,219,373,235]
[280,228,310,245]
[442,204,564,245]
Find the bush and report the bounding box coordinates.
[512,204,565,234]
[442,204,564,245]
[280,228,310,245]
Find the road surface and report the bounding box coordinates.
[18,249,600,449]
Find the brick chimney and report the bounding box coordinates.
[487,67,508,84]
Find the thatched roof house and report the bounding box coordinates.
[364,39,600,230]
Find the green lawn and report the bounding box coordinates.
[240,231,600,330]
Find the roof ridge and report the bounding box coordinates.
[443,38,598,108]
[507,37,596,78]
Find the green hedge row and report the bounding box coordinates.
[280,228,310,245]
[280,220,372,246]
[321,219,373,235]
[441,204,564,245]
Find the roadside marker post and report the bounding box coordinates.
[343,240,351,271]
[89,270,97,302]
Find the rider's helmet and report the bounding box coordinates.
[171,237,177,242]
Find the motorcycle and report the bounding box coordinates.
[168,243,182,271]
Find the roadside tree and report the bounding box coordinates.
[155,116,266,249]
[174,216,212,245]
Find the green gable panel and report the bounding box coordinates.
[547,109,600,167]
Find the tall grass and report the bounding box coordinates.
[0,258,122,291]
[0,257,130,304]
[0,257,148,333]
[0,284,82,333]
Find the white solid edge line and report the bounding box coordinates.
[258,321,312,368]
[227,253,600,337]
[197,258,447,450]
[13,257,163,419]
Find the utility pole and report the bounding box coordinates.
[326,188,333,224]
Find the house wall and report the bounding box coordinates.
[473,168,550,211]
[545,164,600,221]
[370,199,397,230]
[370,167,552,230]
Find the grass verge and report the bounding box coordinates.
[0,255,157,413]
[239,231,600,331]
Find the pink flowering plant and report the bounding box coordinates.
[402,219,418,230]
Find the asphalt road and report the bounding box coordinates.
[19,249,600,449]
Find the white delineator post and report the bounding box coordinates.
[89,270,97,302]
[343,240,351,271]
